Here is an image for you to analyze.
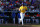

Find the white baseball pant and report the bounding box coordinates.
[20,13,25,25]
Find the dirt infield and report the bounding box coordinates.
[0,24,40,27]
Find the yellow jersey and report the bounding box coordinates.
[19,6,27,13]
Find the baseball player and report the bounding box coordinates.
[19,4,27,25]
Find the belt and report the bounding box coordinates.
[20,12,25,14]
[20,13,24,14]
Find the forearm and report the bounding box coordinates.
[19,9,21,11]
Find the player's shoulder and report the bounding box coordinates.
[24,6,27,8]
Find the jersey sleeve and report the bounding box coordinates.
[19,6,21,11]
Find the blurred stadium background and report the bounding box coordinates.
[0,0,40,27]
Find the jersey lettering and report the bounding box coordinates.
[21,8,25,10]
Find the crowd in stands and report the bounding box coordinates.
[0,0,40,11]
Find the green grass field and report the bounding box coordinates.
[0,24,40,27]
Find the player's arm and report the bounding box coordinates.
[19,9,21,11]
[19,7,21,11]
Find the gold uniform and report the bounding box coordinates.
[19,6,27,13]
